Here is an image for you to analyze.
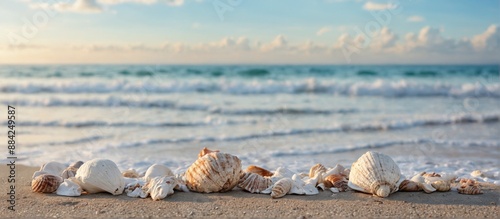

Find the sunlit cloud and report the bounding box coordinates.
[316,26,332,36]
[407,15,424,23]
[363,1,395,11]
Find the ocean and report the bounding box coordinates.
[1,64,499,184]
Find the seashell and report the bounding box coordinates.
[122,169,140,178]
[398,179,421,192]
[470,170,494,178]
[269,167,295,183]
[457,178,482,195]
[431,180,450,192]
[75,158,125,195]
[238,172,272,193]
[140,176,177,200]
[348,151,405,198]
[32,174,63,193]
[198,147,220,158]
[323,174,349,192]
[32,171,49,179]
[39,161,66,177]
[289,174,319,195]
[185,149,242,193]
[56,178,82,197]
[245,165,273,177]
[410,173,436,193]
[324,164,346,178]
[271,178,293,199]
[61,161,83,180]
[144,164,174,182]
[309,163,327,179]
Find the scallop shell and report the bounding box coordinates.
[144,164,174,182]
[348,151,404,198]
[309,163,327,179]
[56,178,82,197]
[32,174,63,193]
[398,179,421,192]
[271,178,293,199]
[185,149,242,193]
[40,161,66,176]
[74,158,125,195]
[122,169,140,178]
[198,147,220,158]
[140,176,177,200]
[238,172,272,193]
[457,178,482,195]
[324,174,349,192]
[245,165,273,177]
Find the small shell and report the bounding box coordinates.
[40,161,66,176]
[348,151,404,198]
[32,174,63,193]
[144,164,174,182]
[398,180,421,192]
[75,158,125,195]
[56,178,82,197]
[271,178,293,199]
[309,164,327,179]
[245,165,273,177]
[198,147,220,158]
[410,173,436,193]
[470,170,494,178]
[238,172,272,193]
[457,178,482,195]
[122,169,140,178]
[140,176,177,200]
[431,180,450,192]
[185,148,242,193]
[61,166,79,179]
[323,174,349,192]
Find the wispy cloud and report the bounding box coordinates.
[54,0,103,13]
[407,15,424,23]
[363,1,395,11]
[316,26,332,36]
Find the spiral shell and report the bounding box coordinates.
[238,172,272,193]
[457,178,482,195]
[398,179,421,192]
[348,151,404,198]
[271,178,293,199]
[245,165,273,177]
[324,174,349,192]
[198,147,220,158]
[32,174,63,193]
[185,149,242,193]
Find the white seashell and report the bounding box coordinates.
[410,173,436,193]
[324,164,346,178]
[32,171,49,179]
[295,174,319,195]
[269,167,295,183]
[330,187,340,193]
[185,148,242,193]
[75,158,125,195]
[31,174,63,193]
[470,170,494,179]
[238,172,272,193]
[56,178,82,197]
[40,161,66,177]
[348,151,405,198]
[270,178,293,199]
[144,164,174,182]
[140,176,177,200]
[309,164,326,179]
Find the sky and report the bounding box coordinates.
[0,0,499,64]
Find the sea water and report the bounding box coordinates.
[1,65,499,184]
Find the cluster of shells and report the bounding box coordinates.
[31,149,485,200]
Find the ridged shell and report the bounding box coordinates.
[238,172,272,193]
[122,169,140,178]
[56,178,82,197]
[198,147,220,158]
[309,164,327,179]
[245,165,273,177]
[75,158,125,195]
[144,164,174,182]
[185,149,242,193]
[271,178,293,199]
[324,174,349,192]
[348,151,404,198]
[398,179,421,192]
[457,178,482,195]
[32,174,63,193]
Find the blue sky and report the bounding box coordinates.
[0,0,499,64]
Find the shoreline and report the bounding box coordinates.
[1,165,498,218]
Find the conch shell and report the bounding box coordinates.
[457,178,482,195]
[140,176,177,200]
[198,147,219,158]
[324,174,349,192]
[271,178,293,199]
[398,179,421,192]
[31,174,63,193]
[238,172,272,193]
[74,158,125,195]
[61,161,84,179]
[185,148,242,193]
[56,178,82,197]
[144,164,173,182]
[245,165,273,177]
[348,151,404,198]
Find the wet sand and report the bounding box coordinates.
[1,165,498,218]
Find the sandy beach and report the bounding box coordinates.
[1,165,498,218]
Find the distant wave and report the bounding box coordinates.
[269,139,500,157]
[210,108,357,115]
[2,79,499,97]
[28,113,500,148]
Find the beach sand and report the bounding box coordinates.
[1,165,498,218]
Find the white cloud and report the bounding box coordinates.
[316,26,332,36]
[54,0,103,13]
[260,35,289,52]
[363,1,395,11]
[370,27,398,50]
[407,16,424,23]
[471,25,500,51]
